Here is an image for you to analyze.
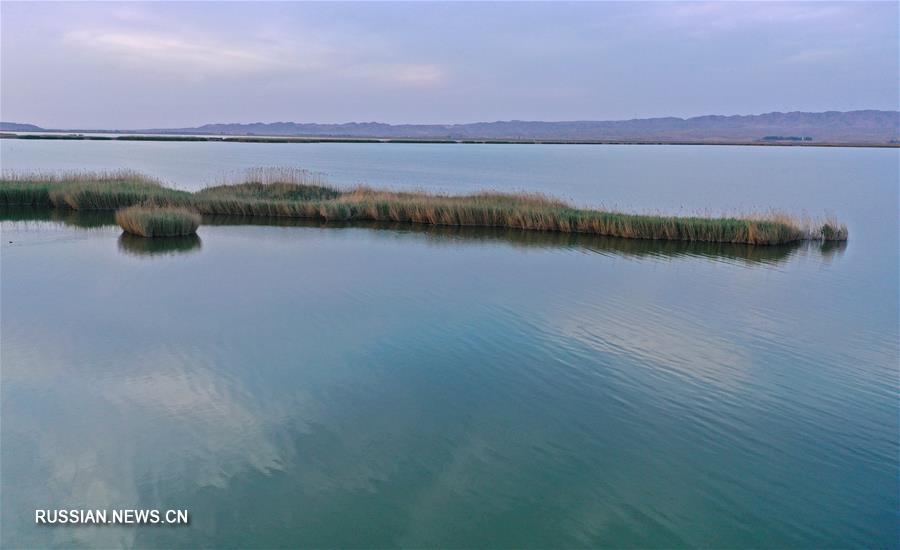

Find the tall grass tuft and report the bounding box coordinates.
[115,206,201,237]
[0,170,191,209]
[819,217,849,241]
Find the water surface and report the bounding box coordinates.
[1,143,898,548]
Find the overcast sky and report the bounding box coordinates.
[1,1,897,128]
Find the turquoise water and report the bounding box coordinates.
[1,142,898,548]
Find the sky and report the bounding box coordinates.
[1,1,898,128]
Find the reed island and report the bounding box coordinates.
[0,169,847,243]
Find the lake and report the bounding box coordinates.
[1,140,898,548]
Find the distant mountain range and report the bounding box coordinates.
[1,122,43,132]
[3,111,899,144]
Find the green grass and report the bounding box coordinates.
[198,167,340,202]
[115,206,201,237]
[820,220,850,241]
[0,170,191,209]
[1,168,848,245]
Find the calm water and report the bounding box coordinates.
[1,141,898,548]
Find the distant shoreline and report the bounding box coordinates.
[2,132,897,148]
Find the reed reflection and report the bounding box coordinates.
[117,233,203,257]
[203,215,808,266]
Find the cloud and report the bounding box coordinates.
[60,28,445,88]
[4,1,895,127]
[63,30,308,79]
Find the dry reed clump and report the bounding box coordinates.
[229,166,331,187]
[2,167,849,245]
[115,206,201,237]
[292,196,806,244]
[752,210,849,242]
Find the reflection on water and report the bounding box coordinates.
[2,211,897,549]
[205,215,813,265]
[118,233,203,257]
[818,239,849,260]
[0,206,115,228]
[2,142,896,549]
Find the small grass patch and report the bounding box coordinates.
[115,206,200,237]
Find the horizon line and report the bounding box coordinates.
[4,109,898,132]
